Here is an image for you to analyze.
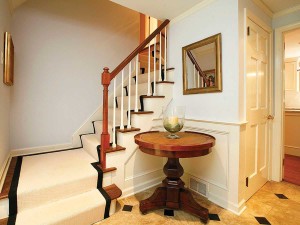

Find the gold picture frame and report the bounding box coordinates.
[3,32,14,86]
[182,33,222,94]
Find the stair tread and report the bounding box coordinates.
[117,127,141,133]
[15,189,106,225]
[156,81,174,84]
[17,149,99,212]
[103,184,122,200]
[106,145,126,153]
[131,111,154,114]
[141,95,165,98]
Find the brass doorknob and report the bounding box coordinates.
[267,115,274,120]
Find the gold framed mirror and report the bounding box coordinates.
[182,33,222,94]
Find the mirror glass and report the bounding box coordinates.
[182,33,222,94]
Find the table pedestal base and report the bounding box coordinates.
[139,158,209,223]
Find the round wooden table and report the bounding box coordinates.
[134,131,215,223]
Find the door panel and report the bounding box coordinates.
[245,18,270,200]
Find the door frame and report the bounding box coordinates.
[273,22,300,181]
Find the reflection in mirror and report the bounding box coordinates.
[182,33,222,94]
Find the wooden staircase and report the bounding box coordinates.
[0,19,172,225]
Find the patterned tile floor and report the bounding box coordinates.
[95,181,300,225]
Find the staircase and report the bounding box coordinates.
[1,19,172,225]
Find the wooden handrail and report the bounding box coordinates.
[110,19,170,80]
[186,50,209,86]
[100,19,170,170]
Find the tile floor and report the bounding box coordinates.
[95,181,300,225]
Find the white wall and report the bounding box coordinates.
[273,9,300,28]
[10,0,139,150]
[169,0,240,123]
[0,0,12,171]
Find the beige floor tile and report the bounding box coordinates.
[95,181,300,225]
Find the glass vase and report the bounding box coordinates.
[163,106,185,139]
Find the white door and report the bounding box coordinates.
[245,18,270,200]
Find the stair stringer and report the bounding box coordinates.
[104,82,174,197]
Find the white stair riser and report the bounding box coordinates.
[116,96,141,111]
[82,134,100,161]
[156,83,174,96]
[124,83,149,96]
[143,98,167,118]
[131,114,154,132]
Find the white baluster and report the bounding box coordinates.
[153,37,156,96]
[159,32,162,81]
[128,62,132,128]
[135,56,139,112]
[164,27,167,81]
[197,71,200,88]
[112,78,116,148]
[193,64,196,88]
[120,69,124,129]
[147,45,151,96]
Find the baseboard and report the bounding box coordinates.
[285,145,300,157]
[10,143,74,157]
[0,154,11,192]
[121,176,163,199]
[208,191,246,215]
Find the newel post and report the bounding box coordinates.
[101,67,111,169]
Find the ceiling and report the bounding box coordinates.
[110,0,206,20]
[9,0,300,18]
[285,28,300,58]
[260,0,300,13]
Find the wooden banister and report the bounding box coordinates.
[100,67,111,169]
[110,19,169,80]
[100,19,169,169]
[186,50,209,86]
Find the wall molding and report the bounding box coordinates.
[122,177,162,198]
[251,0,273,18]
[153,118,247,126]
[273,4,300,19]
[10,143,73,157]
[125,168,162,182]
[183,126,229,191]
[285,145,300,157]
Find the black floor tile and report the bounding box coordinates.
[209,214,220,221]
[275,194,288,199]
[255,216,271,224]
[122,205,133,212]
[164,209,174,216]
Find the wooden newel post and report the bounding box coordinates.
[101,67,111,169]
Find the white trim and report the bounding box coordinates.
[121,178,162,198]
[170,0,216,25]
[125,168,162,181]
[10,143,73,157]
[274,4,300,19]
[209,192,247,215]
[0,154,11,192]
[285,145,300,157]
[251,0,273,18]
[186,119,247,126]
[246,9,272,32]
[273,22,300,181]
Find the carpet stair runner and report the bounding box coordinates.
[6,149,118,225]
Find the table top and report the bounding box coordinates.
[134,131,215,158]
